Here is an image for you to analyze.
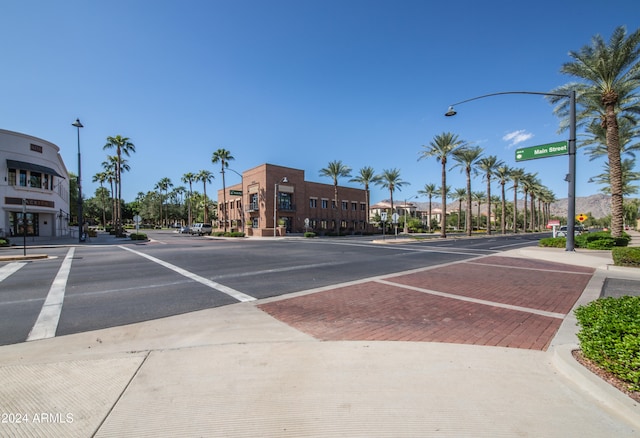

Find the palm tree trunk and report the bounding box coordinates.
[440,162,447,238]
[605,104,624,237]
[513,185,518,234]
[486,178,492,235]
[501,183,506,234]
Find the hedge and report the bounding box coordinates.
[574,296,640,391]
[612,247,640,267]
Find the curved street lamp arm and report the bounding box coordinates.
[448,91,570,107]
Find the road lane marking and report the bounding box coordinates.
[375,278,565,319]
[27,248,75,341]
[118,246,256,302]
[0,262,27,281]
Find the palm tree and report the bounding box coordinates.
[319,160,352,234]
[494,164,512,234]
[477,155,503,235]
[182,172,196,226]
[549,26,640,238]
[349,166,381,226]
[195,170,214,224]
[582,117,640,162]
[519,173,538,233]
[92,171,109,228]
[417,183,438,232]
[103,135,135,234]
[451,187,467,231]
[376,169,409,225]
[509,168,525,233]
[155,177,173,227]
[472,191,487,231]
[590,158,640,196]
[419,132,468,238]
[212,149,235,232]
[452,145,483,236]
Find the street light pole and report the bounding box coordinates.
[71,118,84,243]
[445,90,577,251]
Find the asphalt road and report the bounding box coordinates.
[0,231,545,346]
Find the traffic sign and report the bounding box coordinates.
[229,190,243,196]
[576,213,588,223]
[391,213,399,224]
[133,215,142,224]
[515,141,568,162]
[381,212,388,222]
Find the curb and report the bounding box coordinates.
[552,344,640,429]
[0,254,48,262]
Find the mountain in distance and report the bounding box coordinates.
[405,194,631,220]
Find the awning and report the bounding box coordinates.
[6,159,65,178]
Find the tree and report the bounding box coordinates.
[472,191,487,231]
[520,173,538,232]
[452,145,483,236]
[417,183,438,232]
[103,135,135,234]
[319,160,352,234]
[155,177,173,227]
[509,168,525,233]
[182,172,196,226]
[212,149,235,232]
[375,169,409,225]
[196,170,214,224]
[451,187,467,231]
[494,164,512,234]
[419,132,468,238]
[590,158,640,196]
[477,155,503,235]
[549,26,640,238]
[92,171,110,228]
[349,166,381,225]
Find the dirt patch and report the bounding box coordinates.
[572,350,640,403]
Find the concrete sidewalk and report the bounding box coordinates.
[0,234,639,436]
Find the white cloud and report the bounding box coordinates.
[502,130,533,148]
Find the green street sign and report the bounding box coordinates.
[515,141,568,162]
[229,190,243,196]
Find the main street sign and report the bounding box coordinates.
[229,190,243,196]
[515,141,568,162]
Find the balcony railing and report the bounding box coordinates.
[277,203,296,211]
[248,202,259,212]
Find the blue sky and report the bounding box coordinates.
[2,0,637,205]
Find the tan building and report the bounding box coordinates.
[1,129,70,239]
[217,163,369,236]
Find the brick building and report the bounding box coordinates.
[217,163,369,236]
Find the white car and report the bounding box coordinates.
[190,223,212,236]
[556,225,586,237]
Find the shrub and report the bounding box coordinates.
[129,233,148,241]
[612,247,640,267]
[538,237,566,248]
[585,237,617,250]
[574,296,640,391]
[224,232,245,237]
[0,238,9,247]
[304,232,316,238]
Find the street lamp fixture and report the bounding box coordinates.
[445,90,577,251]
[71,118,84,243]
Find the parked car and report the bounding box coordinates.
[556,225,586,237]
[178,226,191,234]
[190,223,212,236]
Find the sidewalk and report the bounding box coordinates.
[0,233,639,436]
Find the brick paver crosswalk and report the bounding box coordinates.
[259,256,595,350]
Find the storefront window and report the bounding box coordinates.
[9,212,39,237]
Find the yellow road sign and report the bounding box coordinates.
[576,214,588,222]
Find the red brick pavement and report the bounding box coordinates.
[258,257,595,351]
